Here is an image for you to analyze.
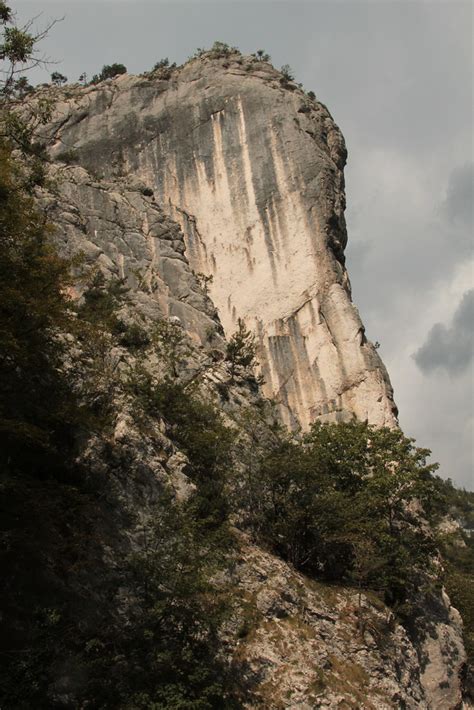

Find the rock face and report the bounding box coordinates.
[39,164,222,349]
[42,56,398,430]
[26,57,465,708]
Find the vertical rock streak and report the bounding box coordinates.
[47,62,398,430]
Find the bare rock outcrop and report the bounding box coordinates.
[40,55,398,430]
[24,58,466,708]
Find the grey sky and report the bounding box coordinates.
[15,0,474,488]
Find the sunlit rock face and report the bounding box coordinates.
[45,56,398,430]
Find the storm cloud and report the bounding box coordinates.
[414,289,474,376]
[444,162,474,231]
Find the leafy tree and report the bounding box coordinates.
[91,62,127,84]
[239,421,439,610]
[0,143,84,476]
[77,270,129,332]
[79,494,239,709]
[10,74,32,96]
[129,373,236,532]
[226,317,257,381]
[0,2,58,99]
[150,318,189,378]
[154,57,170,70]
[209,41,237,58]
[252,49,271,62]
[280,64,295,82]
[50,70,66,85]
[0,5,60,186]
[429,479,474,695]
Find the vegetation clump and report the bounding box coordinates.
[152,57,177,78]
[226,317,257,382]
[280,64,295,82]
[91,62,127,84]
[237,420,440,614]
[50,70,67,86]
[193,41,240,60]
[252,49,271,62]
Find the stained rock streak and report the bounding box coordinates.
[44,57,398,431]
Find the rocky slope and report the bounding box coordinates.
[11,52,465,708]
[39,52,398,431]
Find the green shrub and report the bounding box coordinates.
[77,271,128,332]
[238,421,439,610]
[50,71,67,86]
[78,493,240,709]
[0,143,87,476]
[91,63,127,84]
[252,49,271,62]
[226,318,257,381]
[119,321,150,351]
[193,42,239,60]
[280,64,295,82]
[152,57,177,79]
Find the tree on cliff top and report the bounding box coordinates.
[91,63,127,84]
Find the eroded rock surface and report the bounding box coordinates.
[25,59,466,708]
[40,56,398,430]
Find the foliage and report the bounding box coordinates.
[307,90,316,101]
[0,2,58,97]
[442,535,474,697]
[153,57,170,70]
[0,142,87,476]
[428,476,474,529]
[193,42,239,60]
[152,57,177,78]
[77,270,129,332]
[0,476,241,708]
[280,64,295,82]
[194,270,213,296]
[56,147,78,164]
[78,494,240,709]
[0,4,58,180]
[91,62,127,84]
[238,420,439,611]
[119,320,150,351]
[50,70,66,85]
[9,74,32,96]
[128,373,236,532]
[252,49,271,62]
[431,480,474,695]
[150,319,189,377]
[226,317,257,381]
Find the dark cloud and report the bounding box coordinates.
[443,162,474,235]
[414,289,474,375]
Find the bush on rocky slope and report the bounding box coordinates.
[236,419,440,614]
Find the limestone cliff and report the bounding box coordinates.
[28,164,464,710]
[40,53,398,431]
[9,53,465,709]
